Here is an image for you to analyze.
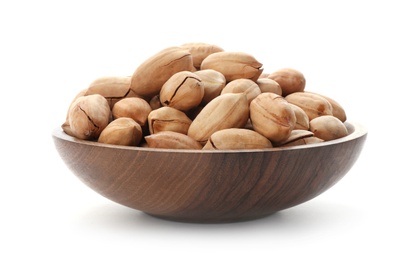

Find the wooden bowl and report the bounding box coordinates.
[52,122,367,223]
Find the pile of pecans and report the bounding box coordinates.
[62,43,349,150]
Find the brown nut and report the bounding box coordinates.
[98,117,142,146]
[68,94,111,140]
[85,76,139,108]
[159,71,204,112]
[288,103,310,130]
[256,78,282,96]
[274,129,315,147]
[145,131,203,149]
[148,106,192,135]
[61,88,88,136]
[112,97,152,127]
[61,120,74,137]
[289,136,324,146]
[280,136,324,147]
[203,128,272,150]
[285,92,333,121]
[194,69,226,104]
[180,42,224,69]
[268,68,306,96]
[188,93,249,144]
[130,46,194,98]
[250,92,296,143]
[309,115,348,141]
[307,92,347,122]
[200,52,263,82]
[221,78,261,105]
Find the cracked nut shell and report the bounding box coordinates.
[147,106,192,135]
[68,94,111,140]
[159,71,204,112]
[130,46,194,98]
[85,76,139,108]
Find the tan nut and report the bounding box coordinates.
[180,42,224,69]
[288,103,309,130]
[194,69,226,104]
[250,93,296,143]
[68,94,111,140]
[221,78,261,105]
[62,88,87,136]
[85,76,139,108]
[98,117,142,146]
[268,68,306,96]
[280,132,324,147]
[274,129,315,147]
[188,93,249,144]
[145,131,203,149]
[159,71,204,112]
[286,136,324,146]
[256,78,282,96]
[130,46,194,98]
[112,97,152,127]
[307,92,347,122]
[148,106,192,135]
[285,92,333,121]
[200,52,263,82]
[203,128,272,150]
[309,115,348,141]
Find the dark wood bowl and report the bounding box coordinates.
[52,122,367,223]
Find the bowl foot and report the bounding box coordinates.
[144,212,277,224]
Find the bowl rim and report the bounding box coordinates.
[52,121,367,154]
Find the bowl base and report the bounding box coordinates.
[144,212,277,224]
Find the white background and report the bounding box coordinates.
[1,0,407,259]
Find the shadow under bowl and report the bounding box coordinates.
[52,122,367,223]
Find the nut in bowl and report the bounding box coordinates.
[54,42,367,223]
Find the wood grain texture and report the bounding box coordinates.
[52,122,367,223]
